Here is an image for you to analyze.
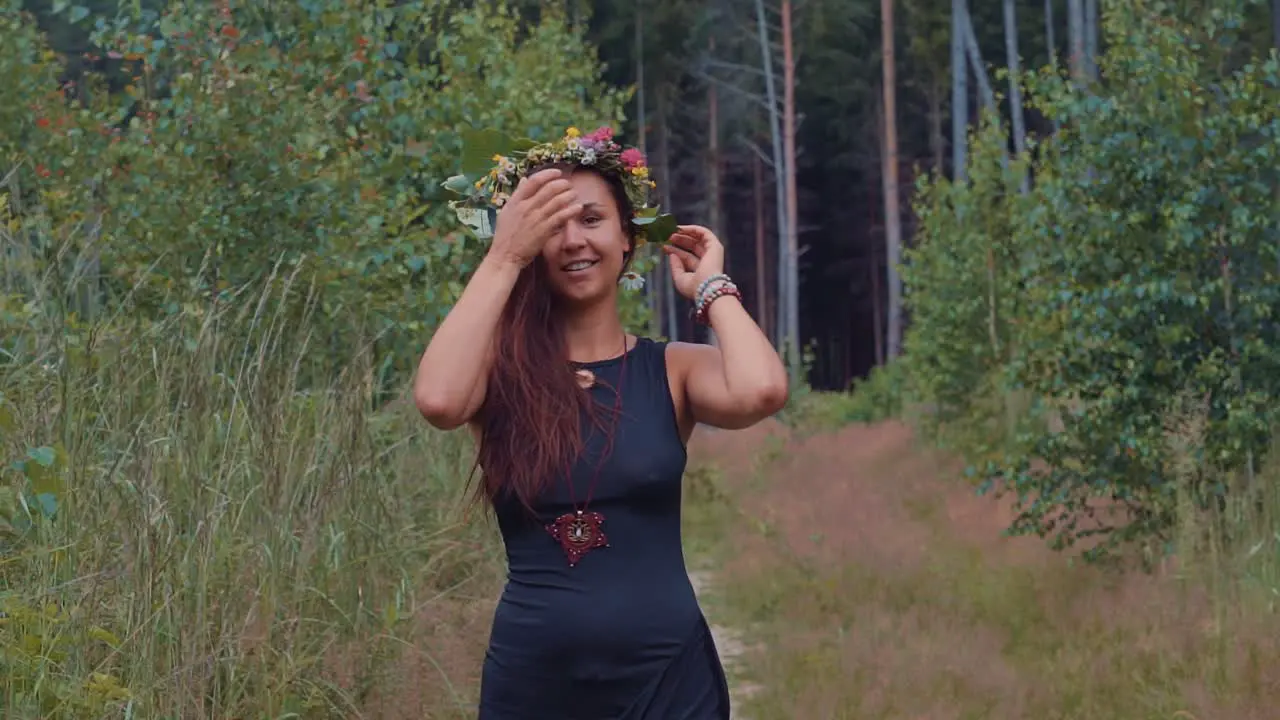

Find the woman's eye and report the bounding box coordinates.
[583,215,602,225]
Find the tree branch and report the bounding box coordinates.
[692,68,778,113]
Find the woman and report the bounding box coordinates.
[414,127,788,719]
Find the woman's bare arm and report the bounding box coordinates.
[676,295,788,430]
[412,255,521,430]
[413,169,580,430]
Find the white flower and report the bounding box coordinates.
[581,148,597,165]
[618,271,645,291]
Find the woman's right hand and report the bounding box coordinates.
[487,168,581,268]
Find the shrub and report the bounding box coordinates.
[901,0,1280,560]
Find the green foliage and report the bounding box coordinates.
[902,113,1029,445]
[902,1,1280,560]
[0,261,497,716]
[0,0,646,715]
[5,0,643,398]
[776,358,908,435]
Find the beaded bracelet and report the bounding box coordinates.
[695,273,731,303]
[693,279,742,326]
[694,277,729,313]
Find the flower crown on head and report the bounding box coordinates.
[441,126,679,254]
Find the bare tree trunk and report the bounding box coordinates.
[1273,0,1280,50]
[962,15,998,110]
[1003,0,1029,193]
[927,85,945,176]
[635,1,657,329]
[951,0,969,180]
[754,0,789,354]
[658,95,679,342]
[870,230,884,366]
[707,36,722,242]
[707,34,722,347]
[1084,0,1098,79]
[1044,0,1056,68]
[782,0,801,371]
[1067,0,1085,81]
[753,152,770,343]
[1045,0,1060,133]
[881,0,903,359]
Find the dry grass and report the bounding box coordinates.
[0,229,506,717]
[686,412,1280,720]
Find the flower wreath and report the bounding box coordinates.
[441,126,678,290]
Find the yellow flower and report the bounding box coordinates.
[565,127,581,138]
[631,166,649,178]
[492,153,505,162]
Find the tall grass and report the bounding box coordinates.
[1,191,498,717]
[1163,390,1280,616]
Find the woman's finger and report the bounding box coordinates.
[668,233,703,256]
[665,242,699,260]
[675,225,718,249]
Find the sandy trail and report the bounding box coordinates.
[684,419,1280,720]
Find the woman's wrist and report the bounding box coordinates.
[692,274,741,326]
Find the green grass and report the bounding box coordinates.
[686,392,1280,720]
[0,259,502,717]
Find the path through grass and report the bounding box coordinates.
[683,419,1280,720]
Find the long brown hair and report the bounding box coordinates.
[472,168,636,514]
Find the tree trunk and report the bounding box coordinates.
[951,0,969,181]
[1273,0,1280,50]
[1084,0,1098,79]
[782,0,801,372]
[962,13,997,111]
[881,0,903,360]
[753,152,770,343]
[707,34,722,347]
[870,216,884,366]
[1067,0,1085,81]
[927,84,945,176]
[1003,0,1028,193]
[1045,0,1060,133]
[754,0,789,353]
[658,95,679,341]
[635,0,657,329]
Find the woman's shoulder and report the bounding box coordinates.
[642,337,718,373]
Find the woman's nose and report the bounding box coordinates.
[561,219,587,248]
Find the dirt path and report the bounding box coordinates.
[685,419,1280,720]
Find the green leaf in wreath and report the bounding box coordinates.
[460,128,516,176]
[441,174,473,196]
[637,213,678,244]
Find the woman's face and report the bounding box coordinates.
[539,169,632,306]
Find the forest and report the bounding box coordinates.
[3,0,1280,716]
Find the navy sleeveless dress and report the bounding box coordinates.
[477,337,732,720]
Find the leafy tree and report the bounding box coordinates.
[6,0,636,396]
[904,0,1280,559]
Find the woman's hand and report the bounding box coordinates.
[487,168,581,268]
[663,224,727,301]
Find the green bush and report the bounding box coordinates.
[0,0,643,715]
[902,1,1280,560]
[4,0,642,395]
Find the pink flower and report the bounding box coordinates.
[620,147,646,169]
[588,126,614,142]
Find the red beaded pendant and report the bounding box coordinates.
[545,510,609,567]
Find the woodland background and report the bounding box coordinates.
[2,0,1280,716]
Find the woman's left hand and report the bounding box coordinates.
[663,225,727,302]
